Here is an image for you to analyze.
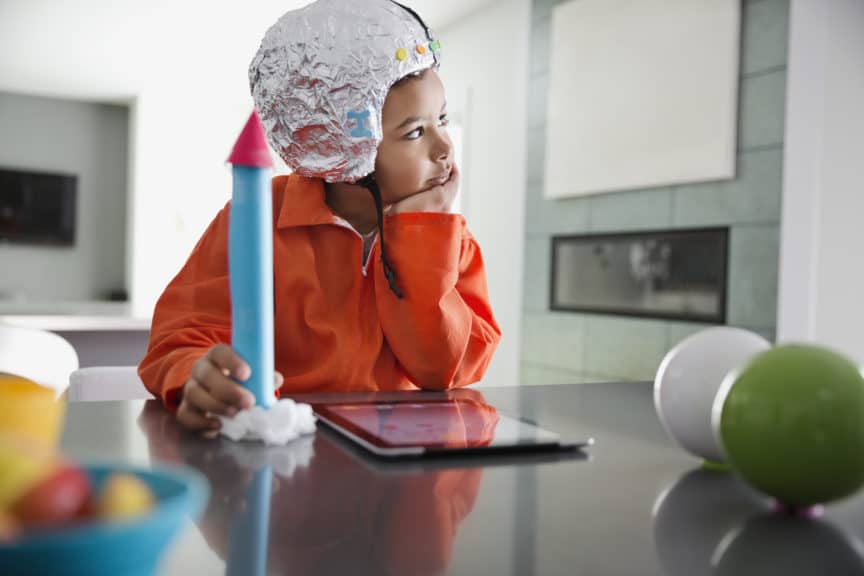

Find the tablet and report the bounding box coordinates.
[313,399,593,458]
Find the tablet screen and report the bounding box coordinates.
[315,400,562,450]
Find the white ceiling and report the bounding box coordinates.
[0,0,496,100]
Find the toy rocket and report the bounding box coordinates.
[227,111,275,408]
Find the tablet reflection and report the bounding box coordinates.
[138,391,496,575]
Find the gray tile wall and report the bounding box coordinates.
[521,0,788,384]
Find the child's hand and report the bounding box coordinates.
[177,344,283,436]
[387,163,460,215]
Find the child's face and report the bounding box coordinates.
[375,69,453,205]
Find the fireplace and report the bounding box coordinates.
[550,228,728,323]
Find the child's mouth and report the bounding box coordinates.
[428,171,451,187]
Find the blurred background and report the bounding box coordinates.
[0,0,861,388]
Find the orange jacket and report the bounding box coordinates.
[139,174,501,408]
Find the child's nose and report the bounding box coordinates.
[432,132,452,162]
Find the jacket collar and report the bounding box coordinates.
[275,174,342,229]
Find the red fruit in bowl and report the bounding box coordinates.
[11,462,91,528]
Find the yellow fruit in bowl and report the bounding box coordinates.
[97,473,155,521]
[0,374,66,450]
[0,434,55,512]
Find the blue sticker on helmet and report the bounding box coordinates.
[347,110,373,138]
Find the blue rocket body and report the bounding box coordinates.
[229,165,275,408]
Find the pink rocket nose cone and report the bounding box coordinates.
[228,110,273,168]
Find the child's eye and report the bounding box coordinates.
[438,114,449,127]
[405,127,423,140]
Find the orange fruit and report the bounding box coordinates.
[0,374,66,450]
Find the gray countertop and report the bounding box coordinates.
[60,382,864,575]
[0,301,149,331]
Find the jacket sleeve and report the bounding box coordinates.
[374,212,502,390]
[138,205,233,409]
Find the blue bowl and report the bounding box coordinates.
[0,463,209,576]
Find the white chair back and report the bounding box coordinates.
[68,366,153,401]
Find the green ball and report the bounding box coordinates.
[717,344,864,507]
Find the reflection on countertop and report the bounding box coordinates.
[137,394,494,576]
[653,467,864,576]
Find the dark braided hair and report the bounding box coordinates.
[357,174,403,299]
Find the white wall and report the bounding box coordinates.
[777,0,864,363]
[0,92,128,302]
[438,0,531,387]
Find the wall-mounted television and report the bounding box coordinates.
[0,167,77,246]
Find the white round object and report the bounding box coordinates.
[0,324,78,397]
[654,327,770,462]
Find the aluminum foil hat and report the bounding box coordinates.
[249,0,441,183]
